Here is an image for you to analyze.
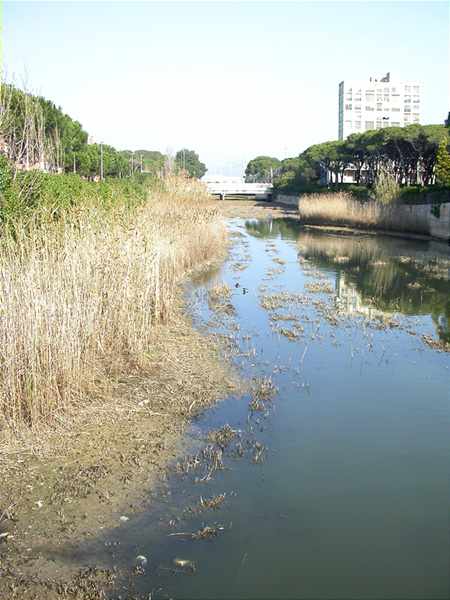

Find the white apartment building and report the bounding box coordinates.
[338,72,421,140]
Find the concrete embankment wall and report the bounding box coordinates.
[275,193,300,207]
[274,192,450,242]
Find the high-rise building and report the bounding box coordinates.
[338,72,421,140]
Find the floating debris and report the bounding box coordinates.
[208,424,238,448]
[260,292,309,311]
[134,554,148,569]
[305,281,334,294]
[275,327,302,340]
[209,282,232,302]
[252,442,266,464]
[251,376,278,401]
[199,493,226,510]
[422,335,450,352]
[172,558,196,573]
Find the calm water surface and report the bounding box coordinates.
[87,219,450,598]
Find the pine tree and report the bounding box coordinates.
[435,139,450,185]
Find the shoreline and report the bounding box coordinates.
[0,199,293,599]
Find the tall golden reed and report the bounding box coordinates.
[0,176,226,430]
[298,192,430,234]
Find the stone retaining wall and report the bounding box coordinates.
[275,193,300,207]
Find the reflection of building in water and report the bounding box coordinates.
[335,272,393,319]
[437,314,449,340]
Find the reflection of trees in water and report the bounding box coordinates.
[297,231,450,342]
[245,219,302,241]
[244,219,450,342]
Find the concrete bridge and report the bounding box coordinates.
[205,181,273,201]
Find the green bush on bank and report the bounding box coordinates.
[275,180,450,206]
[0,160,155,227]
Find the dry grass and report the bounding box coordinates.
[298,192,430,234]
[0,176,227,433]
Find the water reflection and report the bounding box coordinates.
[245,219,450,342]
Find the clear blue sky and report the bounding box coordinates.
[4,1,450,175]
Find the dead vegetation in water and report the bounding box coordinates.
[265,266,285,278]
[251,376,277,401]
[207,424,238,448]
[169,523,225,541]
[209,282,232,302]
[231,262,248,272]
[208,282,236,316]
[270,313,299,322]
[260,292,309,311]
[274,326,303,340]
[421,335,450,352]
[199,493,226,510]
[305,281,334,294]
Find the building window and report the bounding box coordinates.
[355,105,361,111]
[345,104,352,110]
[355,121,361,130]
[404,106,411,113]
[365,121,374,130]
[391,122,400,127]
[391,107,401,112]
[413,86,420,93]
[405,85,411,93]
[366,106,375,111]
[377,103,382,111]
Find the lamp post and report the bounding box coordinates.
[100,142,104,180]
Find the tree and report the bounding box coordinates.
[245,156,280,183]
[175,149,207,179]
[435,139,450,185]
[135,150,166,175]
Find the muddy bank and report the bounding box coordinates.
[215,199,298,220]
[0,298,239,599]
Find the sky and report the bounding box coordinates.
[4,0,450,175]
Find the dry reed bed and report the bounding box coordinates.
[298,192,430,234]
[0,177,227,431]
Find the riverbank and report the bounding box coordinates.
[274,191,450,242]
[0,178,240,599]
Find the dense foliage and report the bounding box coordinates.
[252,124,450,194]
[245,156,281,182]
[175,149,207,179]
[434,139,450,186]
[0,84,171,179]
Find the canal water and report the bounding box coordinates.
[118,219,450,598]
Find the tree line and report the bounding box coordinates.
[245,124,450,192]
[0,84,207,179]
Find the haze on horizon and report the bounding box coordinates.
[4,0,450,176]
